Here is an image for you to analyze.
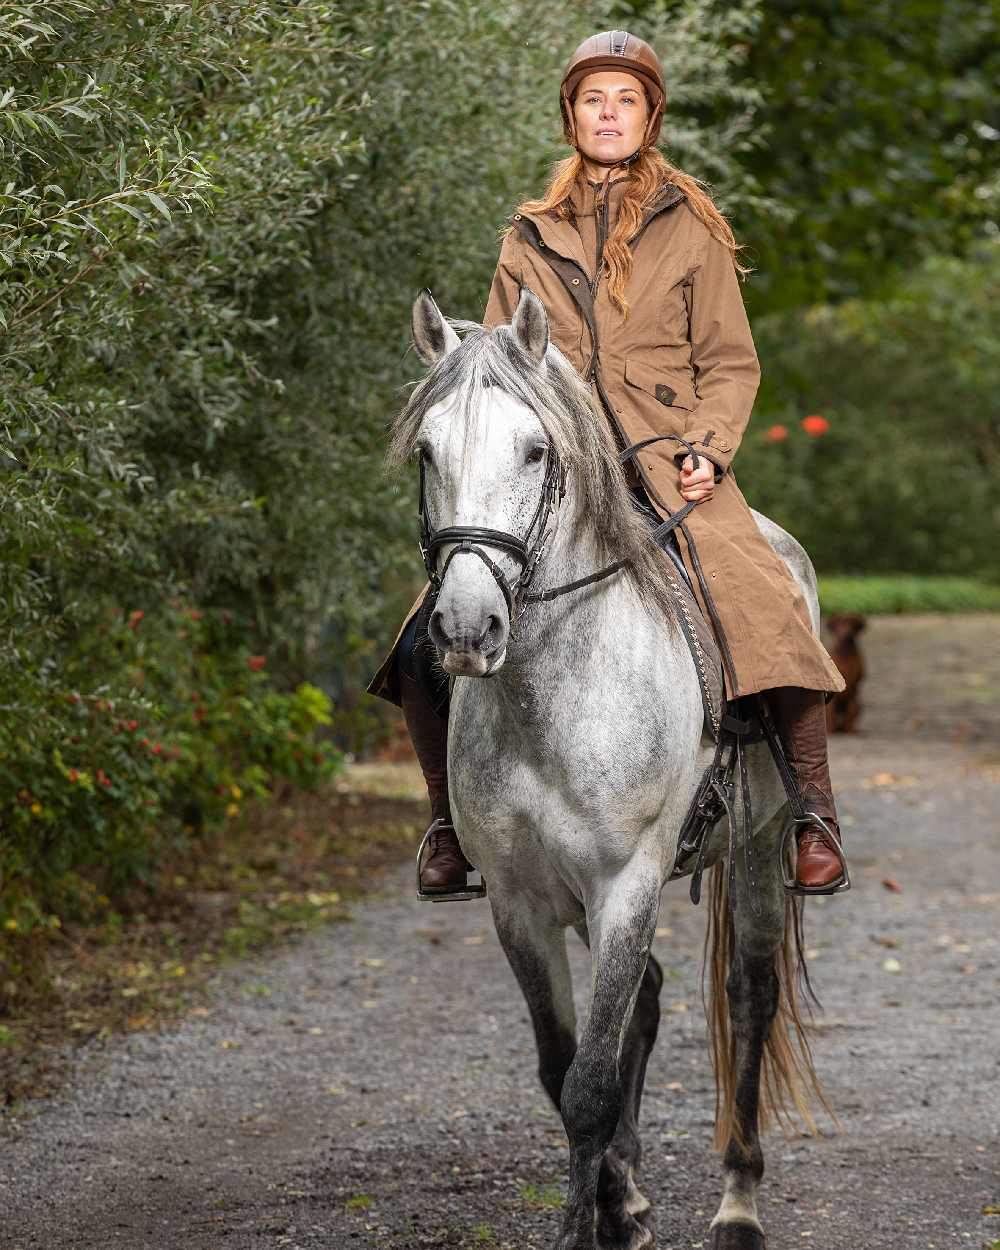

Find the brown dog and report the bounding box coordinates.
[825,613,866,733]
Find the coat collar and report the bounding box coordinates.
[514,178,685,273]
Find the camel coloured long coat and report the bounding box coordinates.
[368,175,843,705]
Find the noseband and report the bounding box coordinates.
[419,424,567,621]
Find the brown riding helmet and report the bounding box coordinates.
[560,30,666,151]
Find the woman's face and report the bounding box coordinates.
[572,71,649,167]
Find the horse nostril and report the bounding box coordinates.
[481,614,504,647]
[428,608,452,651]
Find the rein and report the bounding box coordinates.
[418,409,704,618]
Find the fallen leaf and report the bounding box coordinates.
[307,1026,323,1036]
[220,1039,241,1049]
[360,958,385,968]
[361,999,378,1009]
[871,935,899,948]
[462,935,485,946]
[882,878,903,893]
[882,958,901,973]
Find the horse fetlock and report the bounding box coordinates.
[595,1207,655,1250]
[722,1138,764,1181]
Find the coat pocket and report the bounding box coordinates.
[623,358,697,411]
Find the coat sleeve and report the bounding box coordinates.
[678,232,761,477]
[482,231,523,328]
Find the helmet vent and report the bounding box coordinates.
[610,30,629,56]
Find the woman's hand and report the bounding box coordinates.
[678,454,716,503]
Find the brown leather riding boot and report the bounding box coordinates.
[765,686,846,891]
[399,671,472,893]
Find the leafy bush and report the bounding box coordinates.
[0,599,339,956]
[740,242,1000,577]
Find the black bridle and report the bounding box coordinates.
[419,432,567,620]
[417,398,704,621]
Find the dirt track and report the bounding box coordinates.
[2,616,999,1250]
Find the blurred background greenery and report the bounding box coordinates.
[1,0,998,944]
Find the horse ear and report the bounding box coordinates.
[412,289,461,365]
[510,287,549,365]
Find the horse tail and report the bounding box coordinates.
[703,857,839,1154]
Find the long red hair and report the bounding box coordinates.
[509,148,750,318]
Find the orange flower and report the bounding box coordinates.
[801,414,830,436]
[127,609,145,629]
[248,655,266,671]
[764,424,788,443]
[68,768,79,783]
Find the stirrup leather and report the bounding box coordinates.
[415,822,487,903]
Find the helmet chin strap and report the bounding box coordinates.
[581,144,644,170]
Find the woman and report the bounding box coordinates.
[369,30,848,899]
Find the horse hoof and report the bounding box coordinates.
[709,1222,766,1250]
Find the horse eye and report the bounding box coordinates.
[525,446,547,466]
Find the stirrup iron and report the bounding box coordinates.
[415,824,487,903]
[780,812,851,897]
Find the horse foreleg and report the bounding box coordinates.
[557,871,660,1250]
[491,900,577,1114]
[709,818,787,1250]
[596,951,662,1250]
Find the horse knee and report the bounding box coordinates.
[561,1053,622,1148]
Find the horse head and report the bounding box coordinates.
[408,287,558,678]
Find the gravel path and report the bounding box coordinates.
[3,619,999,1250]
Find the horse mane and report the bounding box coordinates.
[387,320,680,625]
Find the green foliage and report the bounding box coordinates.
[0,599,339,952]
[818,576,1000,616]
[737,0,1000,312]
[739,242,1000,575]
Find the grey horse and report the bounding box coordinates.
[390,288,831,1250]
